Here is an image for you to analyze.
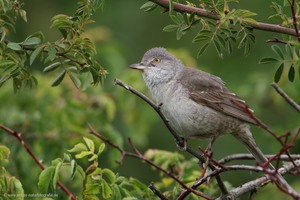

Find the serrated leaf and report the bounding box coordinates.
[7,42,22,51]
[274,63,284,83]
[30,46,44,65]
[140,2,157,12]
[52,162,62,191]
[176,29,184,40]
[102,168,116,184]
[259,57,279,64]
[102,180,113,199]
[97,143,105,156]
[271,45,284,60]
[111,185,121,200]
[213,40,223,58]
[83,137,95,152]
[19,9,27,22]
[23,37,41,46]
[163,24,178,32]
[51,70,66,87]
[70,159,77,179]
[69,73,81,89]
[47,44,57,61]
[288,64,295,82]
[285,44,293,59]
[68,143,88,153]
[10,177,24,196]
[75,151,93,159]
[197,43,209,57]
[38,166,55,193]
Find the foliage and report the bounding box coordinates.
[0,0,107,92]
[0,0,300,200]
[0,145,24,200]
[35,137,220,199]
[140,0,300,82]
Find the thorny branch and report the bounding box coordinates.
[147,0,300,36]
[272,83,300,113]
[0,124,76,200]
[88,126,212,200]
[114,78,300,199]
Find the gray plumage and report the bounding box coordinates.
[130,47,268,165]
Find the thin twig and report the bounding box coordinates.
[219,153,300,164]
[0,124,76,200]
[148,182,168,200]
[290,0,300,41]
[272,83,300,113]
[216,160,300,200]
[148,0,300,36]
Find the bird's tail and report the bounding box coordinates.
[234,124,274,169]
[235,125,299,197]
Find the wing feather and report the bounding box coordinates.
[178,67,257,125]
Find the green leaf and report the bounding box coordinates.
[83,137,95,152]
[70,159,77,179]
[43,62,61,72]
[197,43,209,57]
[23,37,41,46]
[102,168,116,184]
[7,42,22,51]
[176,29,184,40]
[102,180,113,199]
[75,151,93,159]
[68,143,88,153]
[140,2,157,12]
[259,57,279,64]
[52,162,62,191]
[274,63,284,83]
[288,64,295,82]
[69,73,81,89]
[97,143,105,156]
[47,44,57,61]
[51,70,66,87]
[111,185,121,200]
[30,46,45,65]
[19,9,27,22]
[271,45,284,60]
[163,24,178,32]
[285,44,293,59]
[213,40,223,58]
[10,177,24,197]
[38,166,55,193]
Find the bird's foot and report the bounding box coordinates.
[175,137,187,151]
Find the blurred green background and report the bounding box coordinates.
[1,0,299,199]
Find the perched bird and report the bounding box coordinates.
[130,47,297,194]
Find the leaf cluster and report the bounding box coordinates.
[0,0,107,92]
[141,0,256,58]
[259,44,300,82]
[36,137,221,199]
[0,146,24,200]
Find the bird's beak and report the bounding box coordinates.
[130,63,147,71]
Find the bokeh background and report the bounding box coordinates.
[1,0,299,199]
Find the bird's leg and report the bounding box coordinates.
[200,137,216,172]
[175,137,187,151]
[206,137,216,158]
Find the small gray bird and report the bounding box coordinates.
[129,47,299,194]
[130,47,266,163]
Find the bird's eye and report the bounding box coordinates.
[153,58,161,63]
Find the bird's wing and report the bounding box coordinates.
[178,67,258,125]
